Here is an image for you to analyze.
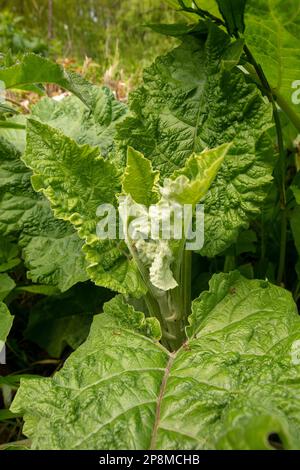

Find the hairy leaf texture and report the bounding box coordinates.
[23,120,146,296]
[0,137,88,291]
[12,272,300,450]
[116,25,274,256]
[0,53,103,112]
[31,87,126,157]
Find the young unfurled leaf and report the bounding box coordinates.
[31,87,126,158]
[122,147,159,206]
[11,272,300,449]
[163,143,230,205]
[103,295,161,340]
[120,144,228,292]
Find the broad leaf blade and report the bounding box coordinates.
[169,143,230,205]
[0,53,98,111]
[123,147,159,206]
[12,273,300,449]
[31,87,126,158]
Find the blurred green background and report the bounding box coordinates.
[0,0,177,94]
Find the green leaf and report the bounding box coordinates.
[244,0,300,131]
[0,53,99,111]
[0,136,88,292]
[31,88,126,158]
[0,121,25,130]
[117,25,274,256]
[123,147,159,206]
[0,273,15,301]
[24,119,145,297]
[25,283,112,358]
[15,285,59,296]
[11,273,300,449]
[21,229,88,292]
[0,115,27,152]
[103,295,161,341]
[216,0,246,35]
[168,143,230,205]
[0,236,20,272]
[221,38,245,70]
[0,301,13,346]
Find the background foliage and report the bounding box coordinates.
[0,0,177,87]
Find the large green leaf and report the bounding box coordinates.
[122,147,159,206]
[12,272,300,449]
[31,88,126,158]
[0,136,87,292]
[0,53,98,111]
[0,302,13,347]
[0,115,27,153]
[116,25,274,256]
[244,0,300,131]
[23,119,146,297]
